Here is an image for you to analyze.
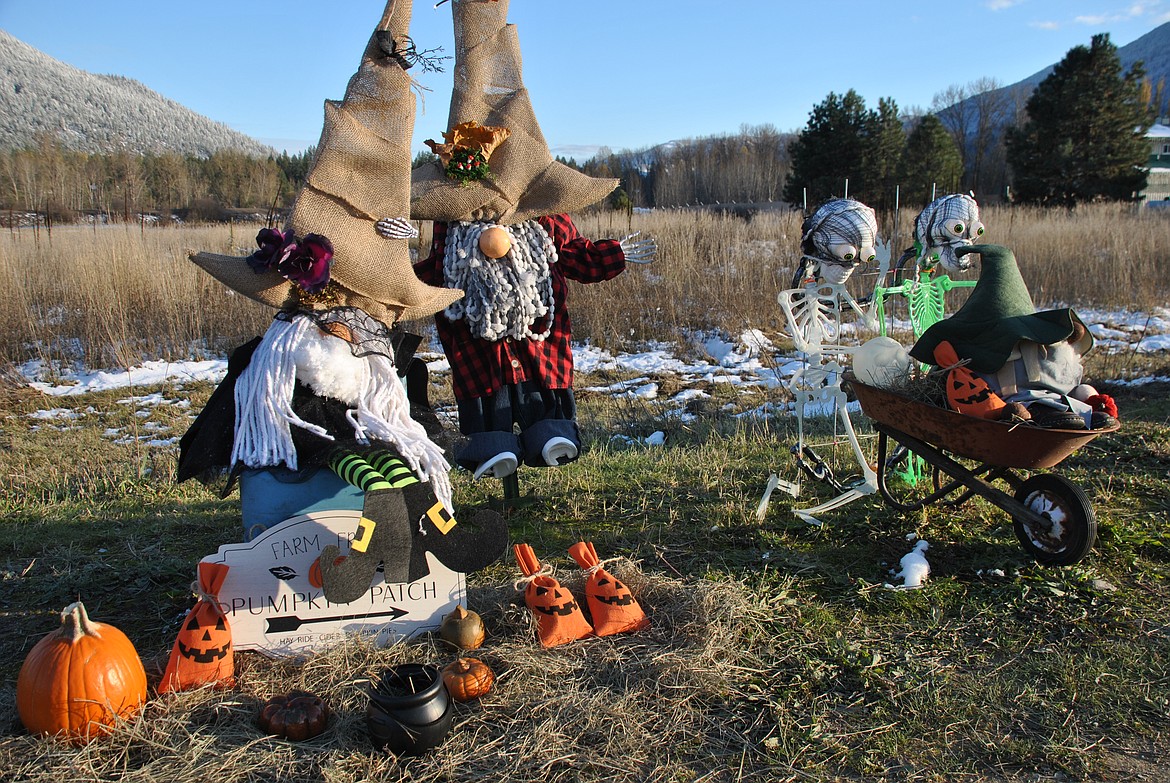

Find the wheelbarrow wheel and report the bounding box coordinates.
[1011,474,1096,566]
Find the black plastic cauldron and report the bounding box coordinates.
[366,664,453,755]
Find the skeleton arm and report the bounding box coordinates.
[619,232,657,264]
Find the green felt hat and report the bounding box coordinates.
[909,244,1092,373]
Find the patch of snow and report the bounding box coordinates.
[886,540,930,589]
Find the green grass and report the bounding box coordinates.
[1,367,1169,781]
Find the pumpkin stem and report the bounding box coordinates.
[60,601,98,643]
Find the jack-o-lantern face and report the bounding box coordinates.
[934,340,1005,420]
[951,374,992,406]
[593,576,635,606]
[160,562,235,694]
[568,541,650,637]
[178,612,231,663]
[514,543,593,647]
[532,584,579,616]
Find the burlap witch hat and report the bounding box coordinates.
[410,0,618,224]
[190,0,462,326]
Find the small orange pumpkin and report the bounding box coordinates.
[441,658,494,702]
[16,601,148,743]
[258,691,330,741]
[308,554,346,589]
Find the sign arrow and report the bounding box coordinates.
[266,606,408,634]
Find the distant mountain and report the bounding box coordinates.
[0,29,274,158]
[945,21,1170,131]
[1019,20,1170,102]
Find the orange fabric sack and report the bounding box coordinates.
[160,562,234,692]
[934,340,1006,420]
[514,543,592,648]
[568,541,649,636]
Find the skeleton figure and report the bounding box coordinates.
[769,199,880,522]
[873,193,984,339]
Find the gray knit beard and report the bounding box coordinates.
[441,220,557,342]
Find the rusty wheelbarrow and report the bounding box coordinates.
[845,374,1118,566]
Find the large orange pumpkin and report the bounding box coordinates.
[16,601,148,743]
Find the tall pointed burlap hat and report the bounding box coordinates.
[410,0,618,224]
[189,0,462,326]
[909,244,1093,373]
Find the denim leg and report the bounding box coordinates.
[519,417,582,467]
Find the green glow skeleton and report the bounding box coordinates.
[762,199,880,523]
[872,194,985,340]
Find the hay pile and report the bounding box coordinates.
[0,562,786,782]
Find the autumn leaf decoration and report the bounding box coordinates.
[425,121,510,184]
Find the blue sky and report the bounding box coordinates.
[2,1,1168,158]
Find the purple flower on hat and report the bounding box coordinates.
[276,233,333,293]
[247,228,333,293]
[248,227,296,272]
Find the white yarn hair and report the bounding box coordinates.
[232,314,454,513]
[441,220,556,342]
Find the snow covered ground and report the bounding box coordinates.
[13,307,1170,582]
[19,306,1170,411]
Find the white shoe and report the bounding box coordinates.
[473,451,519,480]
[541,436,579,466]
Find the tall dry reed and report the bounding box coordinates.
[2,204,1168,371]
[2,222,272,372]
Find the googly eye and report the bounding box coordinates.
[858,246,877,263]
[945,220,966,237]
[971,221,985,238]
[829,243,858,263]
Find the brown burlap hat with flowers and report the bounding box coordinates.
[410,0,618,225]
[189,0,463,326]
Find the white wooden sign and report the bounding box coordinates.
[200,509,465,657]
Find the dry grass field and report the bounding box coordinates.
[3,203,1169,372]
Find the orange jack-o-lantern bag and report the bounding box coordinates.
[160,561,234,692]
[514,543,592,648]
[934,340,1006,420]
[568,541,649,636]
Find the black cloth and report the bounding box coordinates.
[177,329,437,495]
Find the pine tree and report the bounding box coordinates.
[1005,33,1150,206]
[782,90,870,208]
[862,97,906,212]
[899,114,964,206]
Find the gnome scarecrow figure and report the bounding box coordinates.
[771,198,881,520]
[908,244,1117,430]
[178,0,507,606]
[410,0,656,483]
[872,193,983,339]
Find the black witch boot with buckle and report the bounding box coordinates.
[401,481,509,582]
[318,488,414,605]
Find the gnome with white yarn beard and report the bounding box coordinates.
[410,0,656,483]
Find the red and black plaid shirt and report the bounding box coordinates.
[414,214,626,401]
